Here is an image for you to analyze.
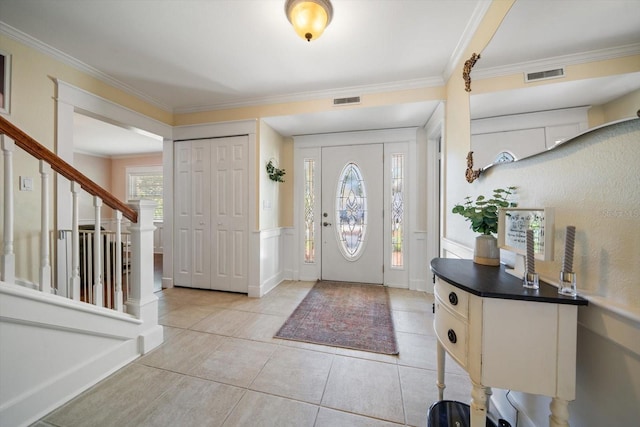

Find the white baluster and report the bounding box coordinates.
[93,196,103,307]
[69,181,81,300]
[39,160,52,293]
[1,136,15,283]
[114,211,123,311]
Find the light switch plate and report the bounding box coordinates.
[19,176,33,191]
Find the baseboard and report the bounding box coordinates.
[0,339,139,427]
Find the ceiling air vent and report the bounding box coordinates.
[525,67,565,83]
[333,96,361,106]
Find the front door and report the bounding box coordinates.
[321,144,383,283]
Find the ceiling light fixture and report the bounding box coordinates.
[285,0,333,42]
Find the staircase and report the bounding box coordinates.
[0,116,163,427]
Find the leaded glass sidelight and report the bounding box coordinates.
[391,154,404,267]
[335,162,367,260]
[304,159,315,263]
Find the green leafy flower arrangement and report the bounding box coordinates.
[266,160,286,183]
[452,187,517,235]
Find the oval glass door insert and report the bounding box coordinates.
[335,162,367,260]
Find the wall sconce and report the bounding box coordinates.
[285,0,333,42]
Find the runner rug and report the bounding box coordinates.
[274,280,399,355]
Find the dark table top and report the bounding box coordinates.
[430,258,588,306]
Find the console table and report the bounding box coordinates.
[430,258,588,427]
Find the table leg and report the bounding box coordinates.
[470,380,488,427]
[549,397,570,427]
[436,340,446,400]
[485,386,493,415]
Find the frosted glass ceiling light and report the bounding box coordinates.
[285,0,333,42]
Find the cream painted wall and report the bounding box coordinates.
[258,121,286,230]
[465,121,640,306]
[110,154,163,202]
[468,118,640,427]
[441,2,639,425]
[444,0,515,248]
[2,2,639,423]
[0,34,170,284]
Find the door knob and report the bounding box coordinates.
[323,222,331,227]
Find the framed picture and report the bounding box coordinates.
[0,49,11,115]
[498,207,555,261]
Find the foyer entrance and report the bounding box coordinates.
[321,144,383,284]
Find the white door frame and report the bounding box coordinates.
[321,144,384,284]
[172,121,258,295]
[293,128,417,288]
[55,80,172,293]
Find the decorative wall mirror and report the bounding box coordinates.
[466,0,640,179]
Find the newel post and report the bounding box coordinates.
[126,200,158,321]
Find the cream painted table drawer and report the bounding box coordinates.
[430,258,588,427]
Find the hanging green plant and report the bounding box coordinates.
[266,160,286,182]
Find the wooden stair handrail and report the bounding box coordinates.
[0,116,138,223]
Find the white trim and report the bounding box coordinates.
[440,237,474,260]
[173,119,257,141]
[473,43,640,80]
[175,77,444,114]
[1,22,171,112]
[425,103,444,277]
[294,127,418,148]
[55,80,172,139]
[293,128,418,288]
[441,0,493,82]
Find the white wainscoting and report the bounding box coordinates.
[0,282,153,427]
[256,228,287,298]
[410,231,428,292]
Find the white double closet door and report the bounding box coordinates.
[174,136,249,293]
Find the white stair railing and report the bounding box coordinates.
[0,115,156,319]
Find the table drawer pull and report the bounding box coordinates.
[449,292,458,306]
[448,329,457,344]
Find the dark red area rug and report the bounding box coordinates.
[274,281,399,355]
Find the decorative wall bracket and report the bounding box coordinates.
[465,151,482,183]
[462,52,480,92]
[266,160,286,182]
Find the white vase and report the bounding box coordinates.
[474,234,500,266]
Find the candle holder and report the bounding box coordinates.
[523,272,539,290]
[559,271,577,296]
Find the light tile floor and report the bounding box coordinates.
[35,281,473,427]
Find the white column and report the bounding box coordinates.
[93,196,103,307]
[114,210,124,312]
[126,200,157,315]
[126,200,162,353]
[39,160,52,293]
[69,181,81,300]
[1,136,15,283]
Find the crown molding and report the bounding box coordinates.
[173,76,445,114]
[441,0,493,83]
[473,43,640,80]
[0,22,172,112]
